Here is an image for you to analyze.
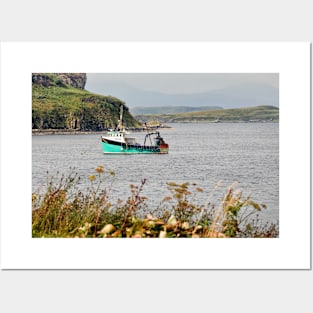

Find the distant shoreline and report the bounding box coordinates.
[32,121,279,136]
[32,126,172,136]
[32,129,104,136]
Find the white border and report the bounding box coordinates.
[0,42,310,269]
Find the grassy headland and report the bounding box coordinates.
[32,166,279,238]
[32,73,140,131]
[135,105,279,123]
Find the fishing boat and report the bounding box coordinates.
[101,106,169,154]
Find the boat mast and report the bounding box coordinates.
[118,104,124,130]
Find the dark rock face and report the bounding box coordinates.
[32,73,87,89]
[32,73,54,87]
[55,73,87,89]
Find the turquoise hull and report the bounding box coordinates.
[102,141,168,154]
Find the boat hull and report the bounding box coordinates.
[102,140,168,154]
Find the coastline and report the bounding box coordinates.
[32,129,104,136]
[32,125,172,136]
[31,121,278,136]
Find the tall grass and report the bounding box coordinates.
[32,166,279,238]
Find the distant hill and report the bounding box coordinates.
[32,73,140,131]
[85,79,279,108]
[135,106,279,123]
[130,105,223,115]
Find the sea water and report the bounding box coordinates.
[32,123,279,224]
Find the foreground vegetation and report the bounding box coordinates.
[135,105,279,123]
[32,166,279,238]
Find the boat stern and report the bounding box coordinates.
[159,143,169,154]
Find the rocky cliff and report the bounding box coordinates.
[32,73,140,131]
[54,73,87,89]
[32,73,87,89]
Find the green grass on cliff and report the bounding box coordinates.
[32,74,140,130]
[135,106,279,123]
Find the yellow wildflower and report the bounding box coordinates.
[95,166,104,173]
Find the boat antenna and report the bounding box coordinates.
[144,121,150,133]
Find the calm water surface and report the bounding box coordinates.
[32,123,279,223]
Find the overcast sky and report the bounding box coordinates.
[85,73,279,95]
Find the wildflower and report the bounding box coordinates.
[88,175,96,181]
[182,222,190,230]
[159,230,167,238]
[79,222,92,233]
[97,224,115,235]
[95,165,104,173]
[168,215,177,226]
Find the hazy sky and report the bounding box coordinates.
[85,73,279,95]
